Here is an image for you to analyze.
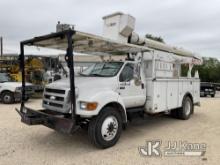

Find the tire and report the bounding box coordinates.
[1,91,15,104]
[88,107,122,149]
[178,96,193,120]
[211,94,215,98]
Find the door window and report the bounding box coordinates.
[119,63,134,82]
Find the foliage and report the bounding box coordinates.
[182,57,220,83]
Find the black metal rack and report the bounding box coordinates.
[16,30,79,134]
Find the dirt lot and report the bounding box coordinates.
[0,93,220,165]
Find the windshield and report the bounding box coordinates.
[0,73,13,82]
[80,62,123,77]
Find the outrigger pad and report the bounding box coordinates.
[15,107,79,134]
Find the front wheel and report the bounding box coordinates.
[1,91,15,104]
[88,107,122,148]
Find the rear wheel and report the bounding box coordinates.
[88,107,122,148]
[211,94,215,98]
[178,96,193,120]
[1,91,15,104]
[171,96,193,120]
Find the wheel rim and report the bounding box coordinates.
[184,100,191,116]
[3,95,11,103]
[101,116,118,141]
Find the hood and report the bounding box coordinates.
[47,76,117,90]
[1,81,33,87]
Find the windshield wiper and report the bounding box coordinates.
[89,73,110,77]
[89,73,104,77]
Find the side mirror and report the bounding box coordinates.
[119,73,125,82]
[134,63,141,86]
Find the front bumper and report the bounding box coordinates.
[16,106,79,134]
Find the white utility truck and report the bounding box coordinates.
[17,12,202,148]
[0,73,34,103]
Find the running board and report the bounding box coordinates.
[126,106,145,113]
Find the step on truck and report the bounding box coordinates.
[16,12,202,148]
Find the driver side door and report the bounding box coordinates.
[117,63,146,108]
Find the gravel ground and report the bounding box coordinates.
[0,93,220,165]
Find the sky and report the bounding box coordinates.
[0,0,220,58]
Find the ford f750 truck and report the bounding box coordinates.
[16,12,202,148]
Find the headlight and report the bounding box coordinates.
[15,87,22,92]
[80,102,87,109]
[80,101,98,111]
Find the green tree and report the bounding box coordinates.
[192,57,220,83]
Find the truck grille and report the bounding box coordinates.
[44,94,64,101]
[25,86,33,91]
[26,86,35,94]
[43,88,70,113]
[43,101,63,108]
[45,88,65,94]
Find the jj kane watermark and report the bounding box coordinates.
[139,140,206,157]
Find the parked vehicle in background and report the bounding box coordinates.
[213,83,220,91]
[0,73,34,104]
[200,82,216,97]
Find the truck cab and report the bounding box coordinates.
[42,60,145,116]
